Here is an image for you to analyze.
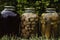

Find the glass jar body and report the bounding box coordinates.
[21,8,39,38]
[41,8,59,38]
[1,6,20,36]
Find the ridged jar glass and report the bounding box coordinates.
[21,8,39,38]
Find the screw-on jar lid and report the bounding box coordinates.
[46,8,55,11]
[4,6,15,11]
[24,8,35,10]
[46,8,56,12]
[24,8,35,13]
[4,6,15,8]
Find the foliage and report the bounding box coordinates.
[17,0,59,15]
[0,0,59,15]
[0,35,59,40]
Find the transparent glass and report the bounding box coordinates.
[21,8,39,38]
[41,8,59,39]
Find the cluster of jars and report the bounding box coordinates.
[0,5,60,39]
[21,8,60,39]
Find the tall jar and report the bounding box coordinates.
[41,8,59,39]
[1,6,20,36]
[21,8,39,38]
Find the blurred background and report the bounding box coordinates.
[0,0,60,15]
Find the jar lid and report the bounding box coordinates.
[24,8,35,10]
[24,8,35,13]
[46,8,56,12]
[4,6,15,8]
[46,8,55,11]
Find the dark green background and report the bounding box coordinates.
[0,0,60,15]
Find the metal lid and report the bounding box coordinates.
[46,8,55,11]
[4,6,15,8]
[46,8,56,12]
[24,8,35,13]
[24,8,35,10]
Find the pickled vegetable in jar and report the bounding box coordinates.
[21,8,39,38]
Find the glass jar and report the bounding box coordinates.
[1,6,20,36]
[21,8,39,38]
[41,8,59,38]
